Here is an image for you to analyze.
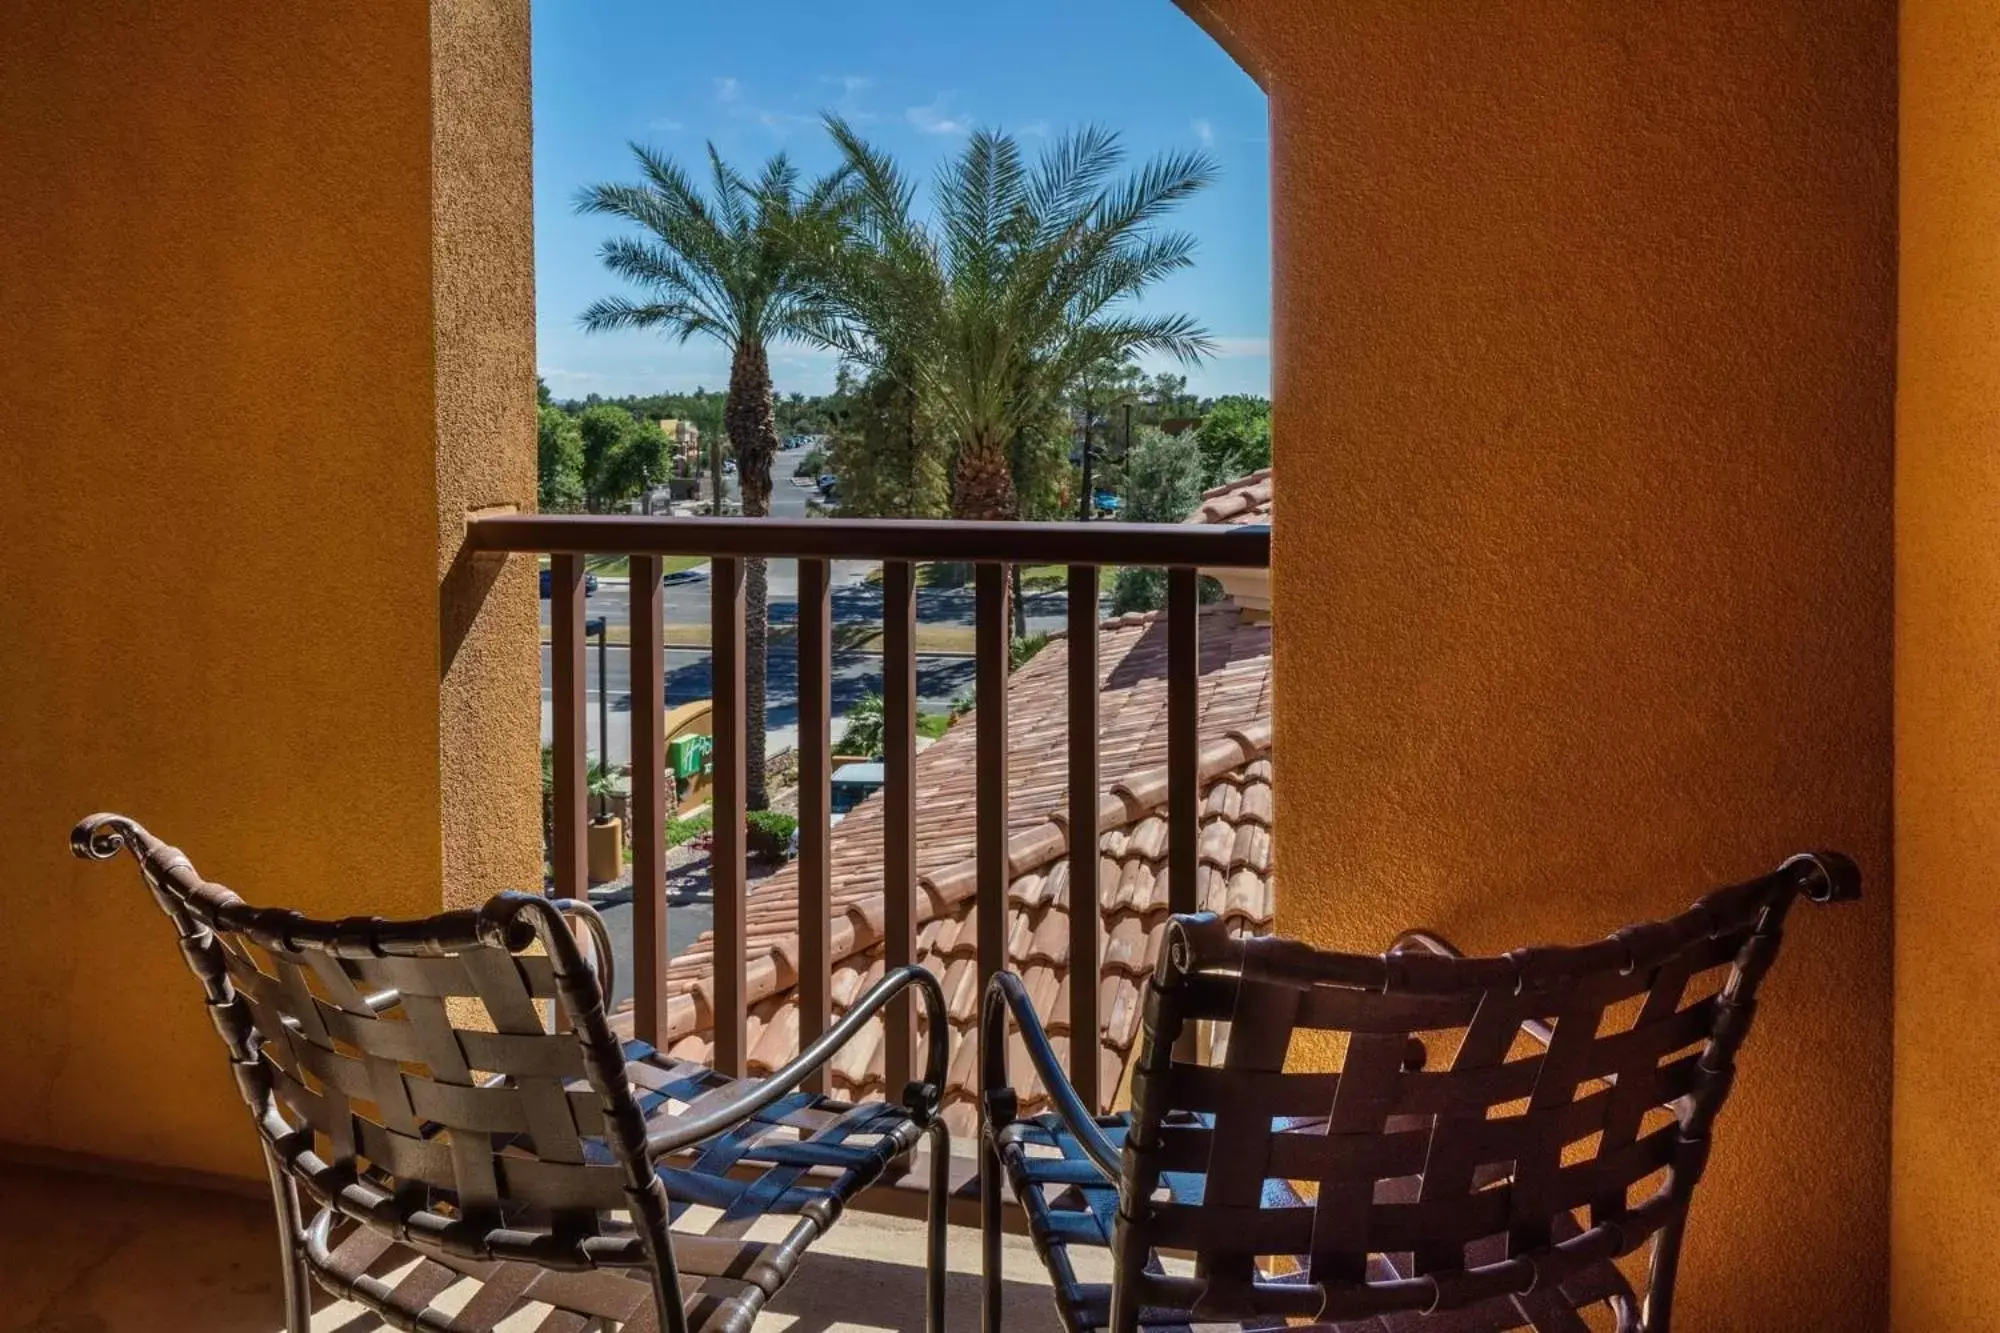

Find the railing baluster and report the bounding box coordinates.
[711,554,748,1077]
[975,559,1010,1333]
[1066,564,1101,1112]
[1167,566,1200,916]
[630,554,667,1046]
[1167,567,1200,1063]
[551,553,588,902]
[799,557,832,1093]
[883,559,918,1099]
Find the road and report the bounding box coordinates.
[587,887,713,1012]
[541,642,977,768]
[540,443,1105,763]
[543,444,1097,632]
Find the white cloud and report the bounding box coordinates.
[1133,345,1271,398]
[825,74,880,124]
[757,109,815,136]
[1020,120,1051,138]
[907,96,971,136]
[647,117,685,133]
[1192,118,1216,147]
[713,77,740,103]
[1210,335,1271,358]
[541,367,609,386]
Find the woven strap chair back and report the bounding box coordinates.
[1116,854,1858,1327]
[74,818,677,1279]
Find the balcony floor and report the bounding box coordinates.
[0,1158,1090,1332]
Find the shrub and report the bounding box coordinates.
[666,811,712,849]
[792,446,830,477]
[1112,569,1230,615]
[840,693,886,757]
[1010,631,1051,670]
[746,810,798,860]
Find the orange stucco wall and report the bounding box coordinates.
[1182,1,1898,1326]
[0,1,539,1177]
[1897,1,2000,1324]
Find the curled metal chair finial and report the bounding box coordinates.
[1781,850,1862,904]
[71,812,144,863]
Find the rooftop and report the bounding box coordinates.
[1189,467,1272,528]
[613,603,1275,1139]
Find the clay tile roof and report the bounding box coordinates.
[1188,467,1272,528]
[612,603,1274,1142]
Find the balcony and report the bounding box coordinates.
[4,1,1926,1325]
[492,511,1271,1203]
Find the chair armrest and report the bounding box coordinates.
[644,963,948,1157]
[1386,930,1555,1049]
[551,898,615,1005]
[981,970,1122,1182]
[1388,929,1462,959]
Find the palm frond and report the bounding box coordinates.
[577,295,728,345]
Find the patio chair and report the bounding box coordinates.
[981,852,1859,1333]
[72,813,950,1333]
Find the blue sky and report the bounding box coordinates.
[532,0,1270,402]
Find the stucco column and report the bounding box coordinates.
[0,0,539,1177]
[1897,2,2000,1325]
[1180,1,1896,1326]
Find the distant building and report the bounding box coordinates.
[658,418,702,472]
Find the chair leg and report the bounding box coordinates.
[926,1121,950,1333]
[980,1135,1002,1333]
[261,1151,311,1333]
[1107,1272,1139,1333]
[1641,1216,1686,1333]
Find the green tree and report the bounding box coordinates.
[814,118,1217,523]
[1195,394,1272,486]
[536,404,584,511]
[827,362,950,518]
[537,375,553,407]
[1112,425,1206,614]
[1069,354,1145,515]
[576,404,667,509]
[577,144,850,809]
[1146,371,1191,419]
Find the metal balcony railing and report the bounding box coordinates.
[465,511,1270,1200]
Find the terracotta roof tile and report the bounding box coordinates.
[1188,468,1273,528]
[611,602,1275,1121]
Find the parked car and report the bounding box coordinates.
[538,568,600,598]
[1093,490,1122,517]
[830,762,884,819]
[816,473,837,496]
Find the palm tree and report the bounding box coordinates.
[809,118,1218,522]
[576,144,848,811]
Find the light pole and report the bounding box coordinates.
[587,615,609,801]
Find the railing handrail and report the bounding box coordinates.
[467,512,1270,568]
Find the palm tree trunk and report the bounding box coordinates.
[952,433,1018,522]
[952,431,1018,647]
[727,340,779,811]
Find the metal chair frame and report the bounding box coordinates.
[981,853,1859,1333]
[74,813,952,1333]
